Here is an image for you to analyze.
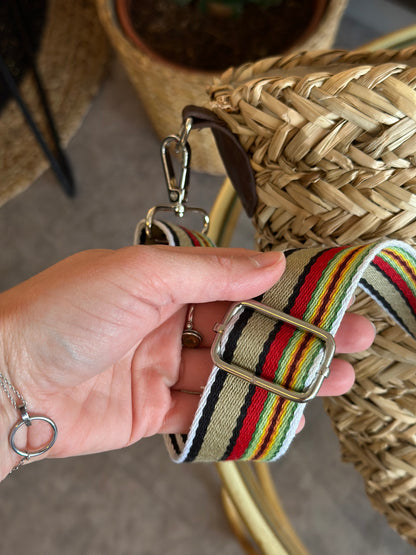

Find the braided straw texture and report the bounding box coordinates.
[0,0,110,206]
[209,48,416,545]
[96,0,347,175]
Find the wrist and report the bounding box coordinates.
[0,391,24,480]
[0,298,60,479]
[0,293,31,479]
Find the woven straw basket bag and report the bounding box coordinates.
[207,47,416,545]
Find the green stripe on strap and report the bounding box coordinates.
[135,220,416,463]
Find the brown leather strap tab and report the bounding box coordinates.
[182,105,257,217]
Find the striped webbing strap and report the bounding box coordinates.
[135,220,416,462]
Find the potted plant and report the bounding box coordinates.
[96,0,348,173]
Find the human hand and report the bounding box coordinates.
[0,246,375,477]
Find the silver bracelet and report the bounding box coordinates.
[0,371,57,473]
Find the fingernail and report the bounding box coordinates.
[250,251,285,268]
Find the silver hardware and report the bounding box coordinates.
[145,117,210,237]
[145,205,210,238]
[0,371,58,471]
[211,300,336,403]
[0,372,25,410]
[178,116,193,150]
[19,404,31,426]
[10,414,58,459]
[161,134,191,205]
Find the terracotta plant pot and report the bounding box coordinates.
[96,0,348,174]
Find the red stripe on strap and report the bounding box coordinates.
[227,246,344,460]
[254,248,356,458]
[373,256,416,313]
[180,227,203,246]
[388,250,416,283]
[288,246,345,320]
[226,324,293,460]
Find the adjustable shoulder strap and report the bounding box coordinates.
[136,219,416,463]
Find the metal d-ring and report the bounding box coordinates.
[10,408,58,459]
[145,204,210,238]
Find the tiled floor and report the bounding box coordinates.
[0,1,416,554]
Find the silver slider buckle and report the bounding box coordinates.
[211,300,336,403]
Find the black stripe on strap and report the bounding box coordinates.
[168,434,181,456]
[220,249,324,460]
[360,276,411,336]
[163,222,181,246]
[184,305,254,462]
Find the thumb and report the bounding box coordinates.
[122,245,286,305]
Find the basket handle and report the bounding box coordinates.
[182,105,257,217]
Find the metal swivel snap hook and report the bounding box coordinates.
[160,133,191,210]
[145,117,210,238]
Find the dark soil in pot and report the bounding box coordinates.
[125,0,324,71]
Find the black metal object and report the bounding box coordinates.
[0,0,46,112]
[0,0,76,197]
